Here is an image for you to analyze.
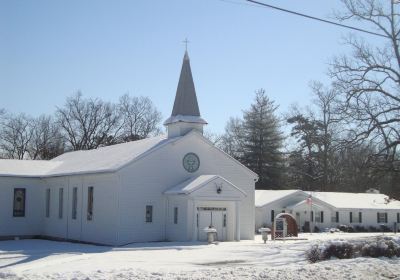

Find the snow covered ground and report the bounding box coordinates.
[0,232,399,279]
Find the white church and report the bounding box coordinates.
[0,51,258,246]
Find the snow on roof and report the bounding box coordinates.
[255,189,400,210]
[164,175,247,196]
[255,189,301,207]
[0,135,177,177]
[0,160,61,177]
[308,192,400,210]
[164,175,217,195]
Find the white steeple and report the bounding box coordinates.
[164,51,207,138]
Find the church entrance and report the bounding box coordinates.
[197,207,227,241]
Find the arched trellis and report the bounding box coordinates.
[272,213,298,239]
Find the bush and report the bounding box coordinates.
[313,226,320,233]
[361,238,400,258]
[355,226,367,232]
[369,226,378,232]
[323,241,354,259]
[306,236,400,263]
[306,244,323,263]
[380,225,392,232]
[347,226,355,233]
[337,225,348,232]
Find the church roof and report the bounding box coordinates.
[164,51,207,125]
[164,174,247,196]
[0,136,177,177]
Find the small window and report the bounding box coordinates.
[46,188,50,218]
[59,188,63,219]
[173,207,178,224]
[13,188,26,217]
[271,210,275,222]
[223,214,227,227]
[377,212,387,223]
[87,187,94,221]
[146,205,153,223]
[72,187,78,220]
[315,211,321,223]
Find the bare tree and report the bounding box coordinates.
[0,113,34,159]
[56,92,122,151]
[28,115,65,159]
[331,0,400,165]
[118,94,162,141]
[330,0,400,196]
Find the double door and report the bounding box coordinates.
[197,207,227,241]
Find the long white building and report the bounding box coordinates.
[0,51,258,245]
[255,190,400,232]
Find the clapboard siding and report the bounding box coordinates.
[117,132,256,244]
[0,177,44,236]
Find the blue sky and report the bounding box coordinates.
[0,0,378,134]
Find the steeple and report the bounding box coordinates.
[164,51,207,138]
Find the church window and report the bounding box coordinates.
[146,205,153,223]
[72,187,78,220]
[59,188,63,219]
[223,214,227,227]
[13,188,26,217]
[174,207,178,224]
[46,188,50,218]
[87,187,94,221]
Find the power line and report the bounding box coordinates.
[240,0,391,39]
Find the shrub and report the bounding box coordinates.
[323,241,354,259]
[361,238,400,258]
[306,244,323,263]
[355,226,366,232]
[313,226,320,233]
[369,226,378,232]
[347,226,355,233]
[337,225,348,232]
[380,225,391,232]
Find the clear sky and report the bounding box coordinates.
[0,0,379,134]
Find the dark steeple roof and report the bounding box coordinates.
[164,51,207,125]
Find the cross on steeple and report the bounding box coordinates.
[183,38,190,51]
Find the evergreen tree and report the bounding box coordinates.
[241,89,284,189]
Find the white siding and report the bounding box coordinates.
[117,133,256,244]
[0,177,44,237]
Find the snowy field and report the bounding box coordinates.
[0,233,399,279]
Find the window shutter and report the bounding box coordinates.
[349,212,353,223]
[336,211,339,223]
[359,212,362,223]
[320,211,324,223]
[271,210,275,222]
[377,212,380,223]
[385,213,388,223]
[311,211,314,222]
[397,213,400,223]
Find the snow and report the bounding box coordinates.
[0,135,179,177]
[164,175,246,195]
[255,189,400,210]
[255,189,301,207]
[1,233,399,279]
[0,160,61,177]
[309,192,400,210]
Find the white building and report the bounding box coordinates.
[0,51,258,246]
[255,190,400,232]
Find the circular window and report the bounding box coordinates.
[182,153,200,173]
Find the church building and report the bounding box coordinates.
[0,51,258,245]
